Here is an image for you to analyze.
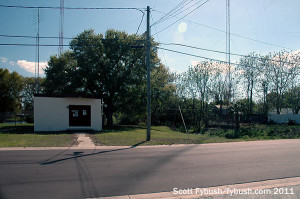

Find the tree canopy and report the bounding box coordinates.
[44,29,160,126]
[0,68,23,113]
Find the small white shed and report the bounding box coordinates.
[34,95,102,132]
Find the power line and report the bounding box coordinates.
[0,43,69,47]
[153,0,207,26]
[157,47,299,75]
[0,34,145,42]
[136,12,145,35]
[0,43,144,48]
[157,0,194,24]
[0,34,66,39]
[151,13,169,69]
[165,0,207,23]
[160,42,244,56]
[159,46,233,64]
[152,0,192,26]
[0,4,144,13]
[152,0,210,35]
[152,9,295,50]
[1,33,297,64]
[159,42,299,65]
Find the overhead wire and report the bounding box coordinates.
[152,0,188,25]
[0,43,144,48]
[152,9,295,50]
[152,0,192,26]
[159,42,299,65]
[158,0,194,24]
[1,33,298,64]
[0,34,145,42]
[152,0,210,35]
[150,13,169,69]
[153,0,207,26]
[135,12,145,35]
[158,47,299,75]
[0,4,144,13]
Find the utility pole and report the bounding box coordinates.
[146,6,151,141]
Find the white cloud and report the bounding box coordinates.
[9,61,15,66]
[17,60,47,75]
[1,57,8,63]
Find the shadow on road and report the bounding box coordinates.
[73,151,99,198]
[39,140,148,165]
[1,140,199,198]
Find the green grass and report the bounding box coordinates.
[1,123,299,147]
[0,123,77,147]
[216,124,300,139]
[90,124,300,146]
[90,125,240,146]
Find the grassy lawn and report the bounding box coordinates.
[0,123,77,147]
[90,124,300,146]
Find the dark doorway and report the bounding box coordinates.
[69,105,91,126]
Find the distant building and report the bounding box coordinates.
[268,108,294,115]
[34,95,103,131]
[215,105,230,115]
[268,108,300,124]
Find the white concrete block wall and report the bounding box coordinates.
[34,97,102,131]
[268,114,300,124]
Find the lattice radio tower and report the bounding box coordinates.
[59,0,64,55]
[226,0,231,103]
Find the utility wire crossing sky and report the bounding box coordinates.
[0,0,299,77]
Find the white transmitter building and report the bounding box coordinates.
[34,94,103,132]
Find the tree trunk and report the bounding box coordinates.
[105,108,113,127]
[249,79,253,115]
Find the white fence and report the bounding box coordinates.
[268,114,300,124]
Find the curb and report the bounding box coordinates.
[0,139,300,151]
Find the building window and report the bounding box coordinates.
[72,110,78,117]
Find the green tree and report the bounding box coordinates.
[0,68,23,113]
[238,53,260,116]
[283,86,300,114]
[151,64,177,125]
[266,51,299,114]
[44,29,160,126]
[43,52,76,94]
[22,77,44,112]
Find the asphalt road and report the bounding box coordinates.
[0,140,300,199]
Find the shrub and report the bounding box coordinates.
[268,119,276,124]
[287,119,296,126]
[225,130,240,139]
[24,114,34,123]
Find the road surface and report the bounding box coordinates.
[0,140,300,198]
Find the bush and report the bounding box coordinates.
[225,130,240,139]
[287,119,296,126]
[117,113,140,125]
[24,114,34,123]
[268,119,276,124]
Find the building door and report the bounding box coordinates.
[69,105,91,126]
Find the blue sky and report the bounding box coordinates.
[0,0,300,77]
